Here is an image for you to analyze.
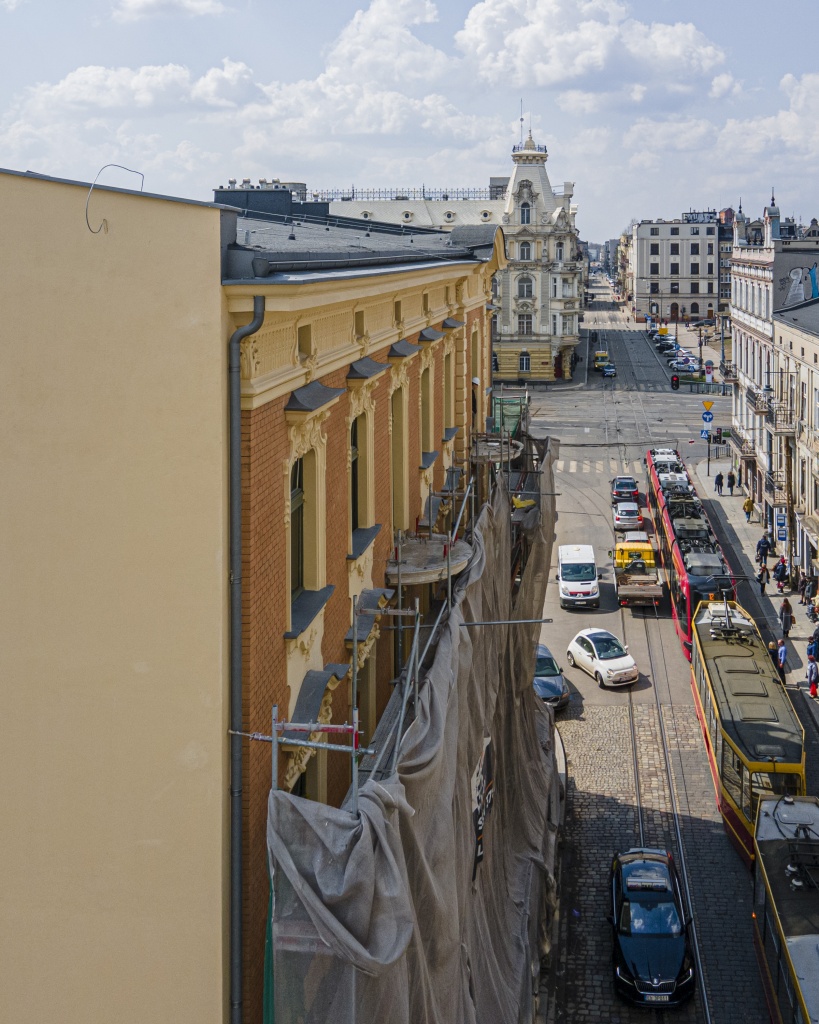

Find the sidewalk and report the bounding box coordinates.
[694,456,819,723]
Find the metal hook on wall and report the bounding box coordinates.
[85,163,145,234]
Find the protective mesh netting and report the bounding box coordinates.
[267,437,560,1024]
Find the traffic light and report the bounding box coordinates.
[715,427,723,443]
[671,375,680,391]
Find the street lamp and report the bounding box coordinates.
[764,369,797,588]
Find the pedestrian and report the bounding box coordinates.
[726,470,736,495]
[773,556,788,594]
[777,638,788,684]
[756,533,772,566]
[768,640,779,671]
[807,576,818,608]
[799,571,808,605]
[808,655,819,698]
[757,563,770,594]
[780,598,793,637]
[743,495,754,522]
[714,472,724,495]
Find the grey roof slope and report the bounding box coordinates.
[774,296,819,338]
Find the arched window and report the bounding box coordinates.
[519,351,531,372]
[690,302,700,314]
[519,241,531,261]
[518,276,533,298]
[520,203,531,225]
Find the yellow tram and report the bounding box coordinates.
[690,599,805,864]
[753,795,819,1024]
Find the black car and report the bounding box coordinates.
[608,849,696,1008]
[611,475,639,503]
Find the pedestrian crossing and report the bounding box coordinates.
[555,459,644,475]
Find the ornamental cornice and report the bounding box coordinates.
[285,407,332,475]
[419,345,434,372]
[346,378,377,427]
[390,359,411,394]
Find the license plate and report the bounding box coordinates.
[645,994,669,1003]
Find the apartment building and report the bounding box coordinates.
[2,166,502,1024]
[323,133,583,383]
[630,211,719,323]
[726,199,819,569]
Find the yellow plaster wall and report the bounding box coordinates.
[0,172,230,1023]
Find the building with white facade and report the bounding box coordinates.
[324,133,583,383]
[725,199,819,572]
[629,211,719,324]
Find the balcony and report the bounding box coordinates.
[765,401,797,435]
[719,361,738,382]
[764,469,788,505]
[729,422,757,459]
[745,385,769,415]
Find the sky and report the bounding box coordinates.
[1,0,818,241]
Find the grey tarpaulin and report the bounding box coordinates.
[267,438,561,1023]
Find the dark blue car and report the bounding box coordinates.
[533,644,569,711]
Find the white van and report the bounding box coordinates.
[557,544,600,609]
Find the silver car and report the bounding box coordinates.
[613,501,643,532]
[532,644,570,710]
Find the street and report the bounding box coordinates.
[533,282,768,1023]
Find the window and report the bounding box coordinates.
[670,282,680,294]
[706,226,715,235]
[707,243,714,255]
[707,263,714,274]
[421,367,432,452]
[562,315,571,334]
[691,263,700,275]
[391,389,408,530]
[650,282,659,294]
[650,243,659,255]
[519,351,530,372]
[394,300,402,324]
[670,263,679,275]
[670,243,679,255]
[519,241,531,261]
[670,227,679,235]
[556,243,564,261]
[650,227,659,236]
[690,227,700,235]
[444,352,453,427]
[518,275,533,298]
[422,292,429,314]
[297,324,312,361]
[691,283,700,294]
[691,243,700,255]
[354,310,365,338]
[552,314,558,335]
[707,282,714,293]
[650,263,659,275]
[691,303,700,314]
[520,203,531,225]
[518,314,532,335]
[350,418,360,532]
[551,277,558,297]
[290,460,305,599]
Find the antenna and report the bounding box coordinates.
[520,99,524,146]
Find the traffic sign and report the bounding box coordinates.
[702,400,714,411]
[700,429,710,439]
[776,514,786,527]
[702,411,714,423]
[778,529,787,541]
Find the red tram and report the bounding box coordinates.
[644,448,732,658]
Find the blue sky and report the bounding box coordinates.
[2,0,817,240]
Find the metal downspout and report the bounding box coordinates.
[229,295,265,1024]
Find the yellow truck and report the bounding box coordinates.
[609,534,663,607]
[593,350,610,370]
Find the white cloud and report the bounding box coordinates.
[455,0,723,88]
[112,0,225,20]
[710,72,741,99]
[1,0,25,10]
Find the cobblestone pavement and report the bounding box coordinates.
[551,699,767,1024]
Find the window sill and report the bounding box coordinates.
[285,586,335,640]
[347,524,381,561]
[420,450,439,471]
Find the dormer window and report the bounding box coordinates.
[519,241,531,261]
[520,202,531,225]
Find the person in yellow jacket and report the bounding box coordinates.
[742,495,754,523]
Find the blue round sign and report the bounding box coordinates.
[702,411,714,423]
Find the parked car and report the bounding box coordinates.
[566,628,639,687]
[689,318,715,329]
[611,475,639,503]
[668,360,695,371]
[532,644,570,710]
[613,501,642,531]
[608,848,696,1007]
[602,364,617,378]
